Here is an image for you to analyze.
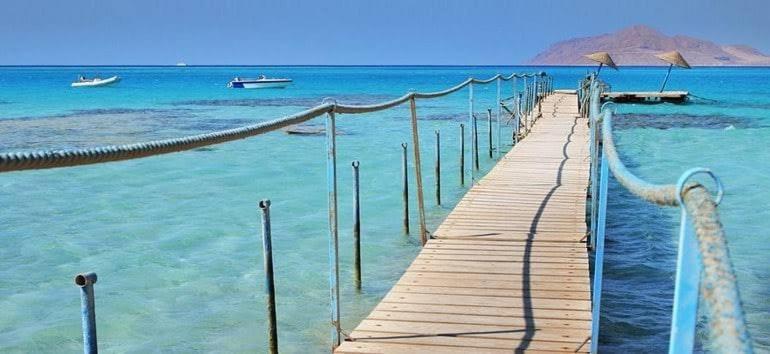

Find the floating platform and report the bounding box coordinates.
[601,91,688,104]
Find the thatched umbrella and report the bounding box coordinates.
[656,51,691,92]
[584,52,618,77]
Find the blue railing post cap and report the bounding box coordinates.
[351,160,360,168]
[676,168,724,206]
[74,272,97,287]
[259,199,271,209]
[401,142,407,149]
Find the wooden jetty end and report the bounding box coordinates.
[601,91,688,103]
[336,92,592,353]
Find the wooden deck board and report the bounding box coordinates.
[336,92,591,353]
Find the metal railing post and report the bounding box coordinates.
[487,108,493,159]
[401,142,409,235]
[668,168,721,354]
[459,124,465,186]
[435,130,441,206]
[259,200,279,354]
[496,77,502,158]
[74,272,98,354]
[468,82,475,183]
[409,96,429,245]
[589,142,609,354]
[473,113,479,171]
[324,107,342,349]
[352,161,361,289]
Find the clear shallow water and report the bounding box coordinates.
[0,66,767,352]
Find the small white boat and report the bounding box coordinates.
[176,62,187,67]
[228,75,292,89]
[71,76,121,88]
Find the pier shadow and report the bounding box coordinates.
[352,328,530,341]
[517,115,579,353]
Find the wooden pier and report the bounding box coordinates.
[336,92,592,353]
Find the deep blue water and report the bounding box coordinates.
[0,66,767,352]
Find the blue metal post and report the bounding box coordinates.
[668,168,720,354]
[589,145,609,354]
[516,92,523,144]
[459,124,465,186]
[435,131,441,206]
[74,272,98,354]
[259,200,278,354]
[324,108,341,349]
[669,205,700,354]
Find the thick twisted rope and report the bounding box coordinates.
[0,73,547,173]
[597,105,753,353]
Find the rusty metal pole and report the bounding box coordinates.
[435,130,441,206]
[352,161,361,289]
[401,142,409,235]
[409,96,428,245]
[258,200,278,354]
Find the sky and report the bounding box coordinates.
[2,0,769,65]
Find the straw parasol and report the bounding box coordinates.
[584,52,618,76]
[656,51,691,91]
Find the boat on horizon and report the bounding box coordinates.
[71,75,121,88]
[228,75,292,89]
[176,62,187,67]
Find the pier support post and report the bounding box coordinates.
[487,108,493,159]
[352,161,361,289]
[435,130,441,206]
[468,82,475,183]
[409,97,428,245]
[324,106,342,349]
[496,77,502,158]
[459,124,465,186]
[74,272,98,354]
[401,142,409,235]
[259,200,279,354]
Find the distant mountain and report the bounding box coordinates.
[529,25,770,66]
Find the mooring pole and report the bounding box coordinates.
[459,124,465,186]
[401,142,409,235]
[473,113,479,170]
[351,161,361,289]
[408,97,428,245]
[323,104,341,350]
[74,272,98,354]
[258,200,278,354]
[435,130,441,206]
[487,108,493,159]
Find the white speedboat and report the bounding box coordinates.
[228,75,292,89]
[71,76,121,88]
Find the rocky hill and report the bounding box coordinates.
[529,25,770,66]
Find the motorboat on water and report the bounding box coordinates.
[71,75,121,88]
[228,75,292,89]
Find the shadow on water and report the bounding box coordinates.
[613,113,767,130]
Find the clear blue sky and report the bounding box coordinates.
[2,0,768,65]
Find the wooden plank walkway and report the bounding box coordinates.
[336,92,591,353]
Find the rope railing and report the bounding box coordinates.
[0,73,545,173]
[1,71,553,353]
[586,76,753,353]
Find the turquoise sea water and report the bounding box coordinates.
[0,66,767,352]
